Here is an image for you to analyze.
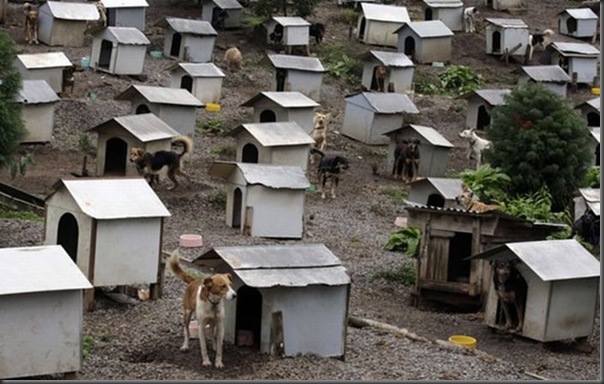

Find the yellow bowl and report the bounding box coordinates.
[591,88,600,96]
[448,335,477,349]
[206,103,221,112]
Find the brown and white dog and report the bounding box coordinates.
[455,185,499,213]
[491,259,526,332]
[310,112,329,164]
[24,3,39,45]
[168,251,237,369]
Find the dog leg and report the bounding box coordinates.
[514,300,524,332]
[197,319,212,367]
[320,174,327,199]
[501,302,514,330]
[180,309,193,351]
[214,320,225,368]
[167,170,179,191]
[331,176,339,199]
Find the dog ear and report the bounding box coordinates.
[203,277,213,287]
[224,273,233,282]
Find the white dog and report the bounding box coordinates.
[463,7,478,33]
[528,29,555,61]
[459,128,492,169]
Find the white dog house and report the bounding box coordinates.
[342,92,419,145]
[14,52,73,94]
[169,62,225,104]
[485,18,529,58]
[38,1,100,47]
[588,127,600,166]
[472,239,600,342]
[360,50,415,93]
[458,88,511,131]
[164,17,217,63]
[422,0,463,32]
[201,0,242,29]
[395,20,454,64]
[546,42,600,85]
[0,245,92,380]
[558,8,598,39]
[44,178,171,309]
[267,54,325,101]
[208,161,309,238]
[383,124,454,178]
[406,177,464,208]
[518,65,571,98]
[101,0,149,31]
[575,97,600,127]
[115,84,202,135]
[230,122,314,171]
[90,27,150,75]
[486,0,524,11]
[266,16,310,48]
[574,188,600,222]
[87,113,180,177]
[192,243,351,358]
[357,2,410,48]
[240,91,319,134]
[16,80,60,144]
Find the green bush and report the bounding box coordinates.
[374,264,416,286]
[495,188,567,223]
[198,119,226,135]
[317,43,362,84]
[438,65,484,95]
[458,164,511,203]
[585,166,600,188]
[384,227,421,257]
[0,209,43,221]
[379,187,408,205]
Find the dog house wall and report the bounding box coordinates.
[38,1,100,47]
[101,0,149,31]
[356,3,410,48]
[575,97,600,127]
[267,55,325,102]
[90,27,149,75]
[17,80,60,143]
[242,92,319,134]
[201,0,242,29]
[15,52,73,94]
[460,89,511,131]
[360,51,415,94]
[485,19,529,56]
[547,43,601,85]
[266,17,310,46]
[406,178,463,209]
[163,18,217,63]
[587,127,600,166]
[422,0,463,31]
[486,0,524,11]
[558,8,598,39]
[0,246,92,379]
[518,65,570,99]
[395,21,454,64]
[169,63,225,104]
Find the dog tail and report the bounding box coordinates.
[167,250,195,284]
[172,136,194,159]
[310,147,325,157]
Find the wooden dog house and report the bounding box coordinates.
[558,8,598,39]
[575,97,600,127]
[201,0,242,29]
[395,20,454,64]
[518,65,571,98]
[422,0,463,32]
[168,62,225,104]
[406,178,464,209]
[14,52,73,94]
[38,1,100,47]
[90,27,150,75]
[545,42,600,85]
[458,88,511,131]
[356,2,410,48]
[484,18,529,58]
[163,17,217,63]
[267,54,325,101]
[16,80,60,144]
[191,243,351,358]
[359,50,415,94]
[101,0,149,31]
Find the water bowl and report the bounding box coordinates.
[591,87,600,96]
[448,335,477,349]
[80,57,90,68]
[179,234,203,247]
[205,103,221,113]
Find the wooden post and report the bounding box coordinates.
[150,258,166,300]
[64,371,78,380]
[571,72,578,91]
[84,288,95,311]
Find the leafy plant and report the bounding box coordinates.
[209,189,227,206]
[211,145,236,160]
[585,166,600,188]
[82,335,94,359]
[8,154,34,180]
[495,188,567,223]
[198,118,226,135]
[317,43,362,84]
[380,187,408,205]
[458,164,511,203]
[438,65,484,95]
[384,227,421,257]
[373,263,416,286]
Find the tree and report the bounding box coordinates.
[0,30,25,169]
[484,82,592,211]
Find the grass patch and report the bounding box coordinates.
[197,118,228,135]
[373,264,416,286]
[209,189,227,207]
[379,187,408,205]
[82,335,94,359]
[211,145,236,160]
[0,209,43,222]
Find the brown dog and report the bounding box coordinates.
[223,47,243,71]
[24,3,39,45]
[310,112,329,164]
[455,185,499,213]
[492,259,526,332]
[168,251,237,369]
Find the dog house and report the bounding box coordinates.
[201,0,242,29]
[16,80,60,144]
[86,113,181,177]
[406,178,464,209]
[518,65,571,98]
[545,42,600,85]
[484,18,529,58]
[115,84,202,135]
[359,50,415,94]
[230,122,314,171]
[163,17,217,63]
[44,178,170,309]
[90,27,150,75]
[267,54,325,101]
[337,0,377,7]
[383,124,454,178]
[485,0,524,11]
[240,91,319,134]
[342,92,419,145]
[266,16,310,48]
[208,161,309,238]
[458,88,512,131]
[356,2,410,48]
[168,62,225,104]
[101,0,149,31]
[37,1,100,47]
[575,97,600,127]
[191,243,351,358]
[405,204,567,307]
[470,239,600,342]
[395,20,453,64]
[558,8,598,39]
[574,188,600,223]
[422,0,463,32]
[587,127,600,166]
[0,245,92,380]
[14,51,73,94]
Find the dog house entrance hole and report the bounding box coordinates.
[259,109,276,123]
[241,143,259,163]
[566,17,578,34]
[404,37,415,57]
[170,33,182,57]
[180,75,193,93]
[492,31,501,53]
[235,285,262,349]
[476,105,491,131]
[358,17,366,40]
[370,66,386,91]
[104,137,127,175]
[232,188,242,228]
[98,40,112,69]
[57,213,79,263]
[136,104,151,114]
[494,271,528,330]
[595,144,600,166]
[447,232,472,283]
[426,193,445,208]
[424,8,433,20]
[587,112,599,127]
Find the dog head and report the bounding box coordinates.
[313,112,329,129]
[458,128,475,140]
[407,138,420,155]
[491,259,513,283]
[129,147,146,163]
[203,273,237,302]
[455,185,474,208]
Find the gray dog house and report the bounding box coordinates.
[575,97,600,127]
[458,89,511,131]
[266,16,310,48]
[518,65,571,98]
[471,239,600,342]
[164,17,217,63]
[384,124,454,178]
[38,1,100,47]
[169,62,225,104]
[208,161,309,238]
[267,54,325,101]
[101,0,149,31]
[16,80,60,144]
[357,2,410,48]
[558,8,598,39]
[545,42,600,85]
[241,91,319,134]
[191,243,351,358]
[342,92,419,145]
[230,121,314,171]
[0,245,92,380]
[90,27,150,75]
[115,84,202,135]
[406,177,464,209]
[395,20,453,64]
[201,0,242,29]
[422,0,463,32]
[574,188,600,222]
[360,50,415,94]
[15,52,73,94]
[587,127,600,166]
[485,18,529,58]
[87,113,180,177]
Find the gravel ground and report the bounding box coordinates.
[0,0,600,380]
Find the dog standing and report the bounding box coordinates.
[310,112,329,164]
[62,66,75,97]
[458,127,491,169]
[24,3,39,45]
[491,259,526,332]
[310,148,349,199]
[309,22,325,45]
[528,29,555,61]
[223,47,243,72]
[463,7,478,33]
[392,139,408,180]
[455,185,499,213]
[375,65,387,92]
[168,251,236,369]
[401,138,420,183]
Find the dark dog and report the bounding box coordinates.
[269,24,284,44]
[491,259,526,332]
[398,138,420,183]
[211,8,229,30]
[572,209,600,246]
[129,136,193,190]
[62,66,75,96]
[310,148,349,199]
[309,22,325,44]
[392,139,408,180]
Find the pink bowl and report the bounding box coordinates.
[180,234,203,247]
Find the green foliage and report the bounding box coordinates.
[373,263,416,286]
[317,43,362,84]
[78,134,96,155]
[585,166,600,188]
[82,335,94,359]
[384,227,421,257]
[198,118,226,135]
[438,65,484,95]
[248,0,317,18]
[211,144,236,160]
[8,154,34,180]
[209,189,227,207]
[459,164,511,203]
[495,188,567,223]
[291,0,319,17]
[249,0,280,19]
[0,209,43,222]
[379,187,408,205]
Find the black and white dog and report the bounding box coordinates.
[309,22,325,44]
[310,148,349,199]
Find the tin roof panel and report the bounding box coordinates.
[99,26,150,44]
[589,127,600,142]
[45,1,101,20]
[101,0,149,7]
[485,18,528,28]
[178,63,225,77]
[563,8,598,19]
[407,124,454,147]
[351,92,419,114]
[521,65,572,82]
[234,122,315,146]
[17,52,72,69]
[551,42,600,56]
[459,89,512,105]
[267,54,325,72]
[367,50,414,67]
[16,80,60,104]
[579,187,600,216]
[115,85,203,106]
[396,20,454,37]
[236,266,351,287]
[409,178,463,200]
[88,113,180,142]
[165,17,217,35]
[361,3,410,23]
[272,16,311,26]
[241,91,320,108]
[576,97,601,112]
[208,161,310,189]
[423,0,463,7]
[213,0,243,9]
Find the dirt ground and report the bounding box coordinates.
[0,0,600,380]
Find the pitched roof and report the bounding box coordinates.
[395,20,454,37]
[271,16,311,26]
[361,3,410,23]
[43,1,101,21]
[578,187,600,216]
[16,80,60,104]
[362,50,414,67]
[575,97,600,112]
[100,0,149,8]
[550,42,600,56]
[115,84,203,107]
[346,92,419,114]
[423,0,463,7]
[87,113,180,142]
[267,54,325,72]
[230,122,314,147]
[208,161,310,189]
[408,177,464,200]
[165,17,217,35]
[94,26,150,45]
[383,124,454,147]
[174,63,225,77]
[561,8,598,20]
[520,65,571,82]
[458,89,512,106]
[17,52,72,69]
[213,0,243,10]
[241,91,320,108]
[485,18,528,28]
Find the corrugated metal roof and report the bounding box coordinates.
[563,8,598,19]
[232,122,315,147]
[366,50,414,67]
[208,161,310,189]
[17,52,72,69]
[409,177,463,200]
[459,89,512,105]
[267,54,325,72]
[361,3,410,23]
[470,239,600,281]
[115,84,203,106]
[87,113,180,142]
[272,16,311,26]
[101,0,149,8]
[579,188,600,216]
[95,26,150,45]
[16,80,60,104]
[395,20,454,38]
[347,92,419,114]
[423,0,463,7]
[46,178,171,219]
[44,1,101,21]
[177,63,225,77]
[213,0,243,9]
[521,65,571,82]
[241,91,320,108]
[165,17,217,35]
[589,127,600,142]
[551,42,600,56]
[0,245,93,296]
[383,124,453,147]
[485,18,528,28]
[235,266,350,288]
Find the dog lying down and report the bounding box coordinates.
[455,185,499,213]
